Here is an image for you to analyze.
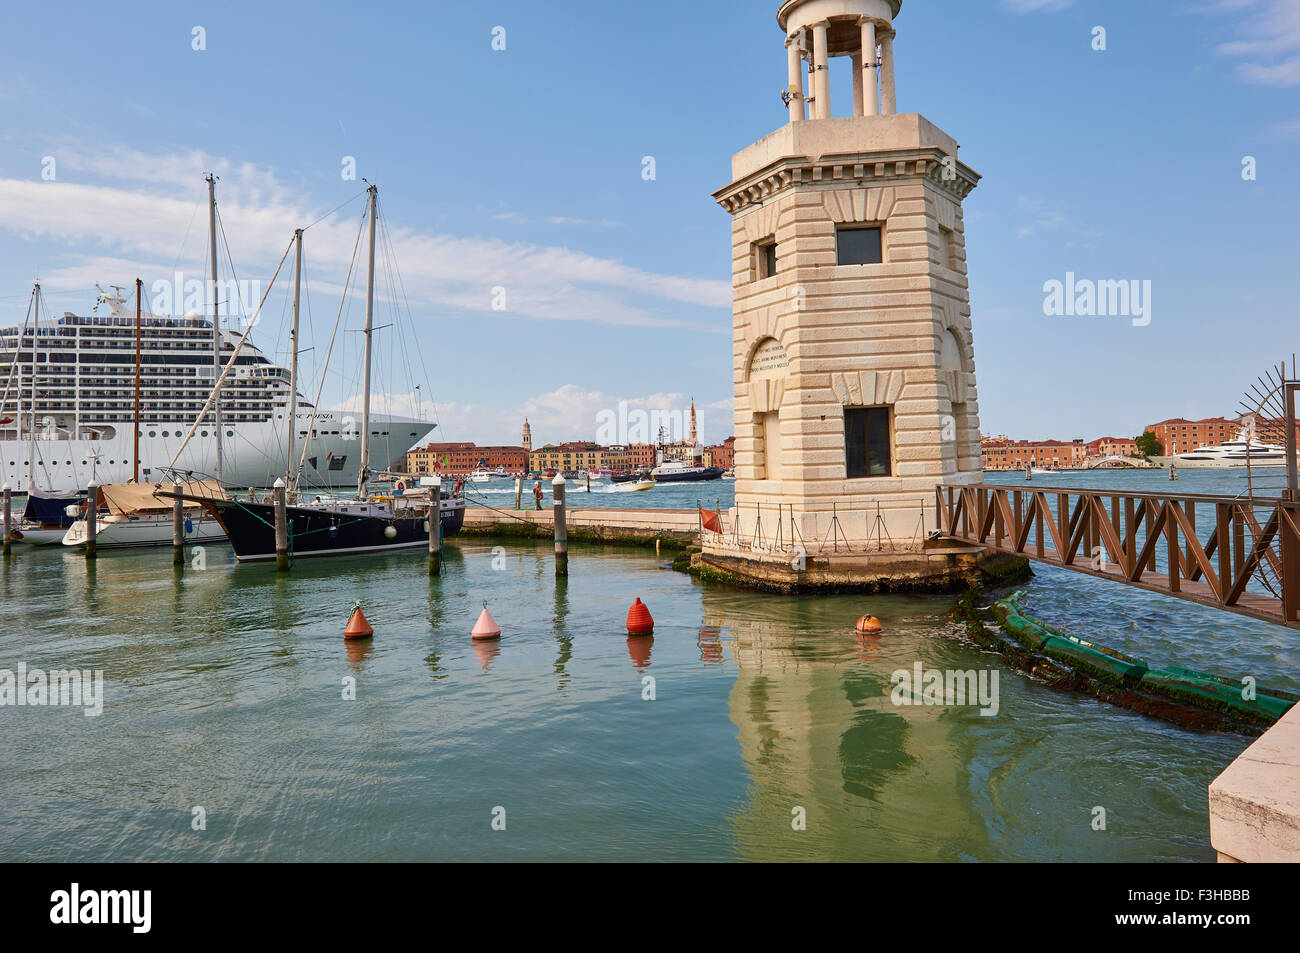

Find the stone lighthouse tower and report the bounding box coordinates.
[705,0,984,585]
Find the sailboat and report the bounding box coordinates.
[173,186,465,561]
[0,283,85,544]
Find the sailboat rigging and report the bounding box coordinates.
[167,184,465,562]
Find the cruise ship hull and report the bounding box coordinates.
[0,411,435,493]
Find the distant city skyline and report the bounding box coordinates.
[0,0,1296,448]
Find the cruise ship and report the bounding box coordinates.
[0,287,435,492]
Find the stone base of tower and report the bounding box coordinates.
[690,541,1029,595]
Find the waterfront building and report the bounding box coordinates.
[704,436,736,470]
[405,441,527,476]
[1145,417,1237,456]
[981,437,1087,471]
[528,442,629,474]
[709,0,983,560]
[1086,436,1140,458]
[627,443,657,470]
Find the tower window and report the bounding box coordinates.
[753,239,778,280]
[836,225,883,265]
[845,406,892,477]
[939,225,958,270]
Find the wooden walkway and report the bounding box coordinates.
[937,484,1300,630]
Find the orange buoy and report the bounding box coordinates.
[626,597,654,636]
[345,603,374,640]
[472,604,501,640]
[855,614,882,635]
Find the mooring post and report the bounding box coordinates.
[172,478,185,566]
[1,483,10,556]
[553,473,568,577]
[514,476,522,510]
[273,477,289,572]
[428,476,442,576]
[585,471,591,493]
[85,482,97,560]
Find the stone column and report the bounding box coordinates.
[880,29,896,115]
[811,20,830,119]
[851,50,863,117]
[860,18,878,117]
[786,36,804,122]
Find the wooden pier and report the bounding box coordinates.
[937,483,1300,630]
[459,505,701,547]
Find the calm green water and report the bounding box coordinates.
[0,466,1290,861]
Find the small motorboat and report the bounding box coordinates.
[608,478,655,492]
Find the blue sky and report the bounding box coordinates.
[0,0,1296,447]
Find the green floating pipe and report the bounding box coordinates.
[990,591,1298,724]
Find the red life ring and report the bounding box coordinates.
[394,479,407,493]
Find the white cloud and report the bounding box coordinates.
[333,384,735,448]
[1015,196,1068,239]
[0,143,730,330]
[1001,0,1075,12]
[1208,0,1300,87]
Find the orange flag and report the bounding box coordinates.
[700,507,722,533]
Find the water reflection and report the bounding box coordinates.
[345,637,373,667]
[553,576,571,689]
[697,625,723,665]
[700,588,991,861]
[627,634,653,670]
[473,639,501,672]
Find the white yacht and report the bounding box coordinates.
[469,466,509,482]
[0,286,436,492]
[62,480,228,549]
[1151,430,1293,469]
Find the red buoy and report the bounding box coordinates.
[626,598,654,636]
[855,614,882,635]
[345,604,374,640]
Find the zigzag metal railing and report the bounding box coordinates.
[936,483,1300,629]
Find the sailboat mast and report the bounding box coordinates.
[134,278,142,483]
[357,184,377,499]
[27,283,38,480]
[206,173,222,484]
[288,228,302,490]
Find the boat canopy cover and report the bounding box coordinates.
[99,480,227,514]
[23,491,80,526]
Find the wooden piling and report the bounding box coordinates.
[273,478,289,571]
[514,477,522,510]
[172,478,185,566]
[2,484,11,556]
[553,474,568,577]
[428,477,442,576]
[85,482,97,559]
